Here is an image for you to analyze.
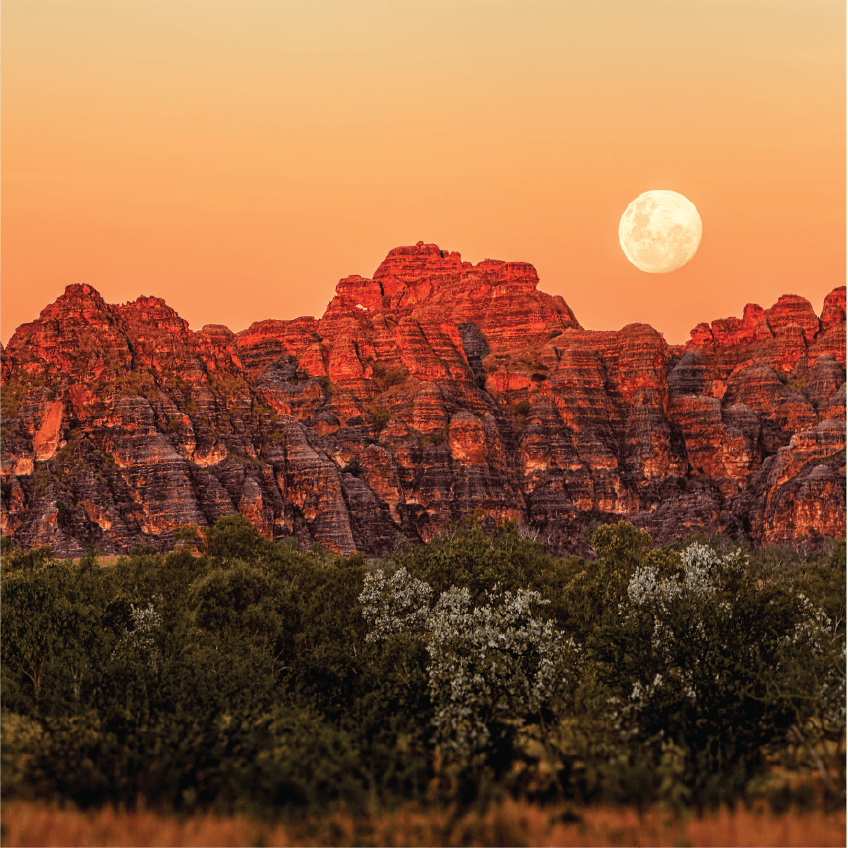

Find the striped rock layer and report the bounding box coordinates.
[1,243,844,555]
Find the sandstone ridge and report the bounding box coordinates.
[1,243,844,555]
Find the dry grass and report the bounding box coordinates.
[56,556,121,569]
[2,799,845,847]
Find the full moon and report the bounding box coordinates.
[619,190,702,273]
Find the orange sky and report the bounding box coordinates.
[2,0,845,345]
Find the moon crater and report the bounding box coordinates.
[619,190,702,273]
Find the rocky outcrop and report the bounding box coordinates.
[1,244,844,555]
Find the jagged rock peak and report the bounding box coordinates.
[371,241,543,299]
[35,283,114,323]
[822,286,846,332]
[2,250,843,557]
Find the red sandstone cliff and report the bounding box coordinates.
[1,243,844,555]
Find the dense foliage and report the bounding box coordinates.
[1,517,844,817]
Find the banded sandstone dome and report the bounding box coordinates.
[1,242,845,556]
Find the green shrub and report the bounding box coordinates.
[173,524,200,544]
[383,369,406,387]
[0,381,25,418]
[371,407,392,431]
[588,542,838,808]
[422,429,446,447]
[0,521,842,815]
[203,514,264,561]
[370,361,408,391]
[2,545,52,574]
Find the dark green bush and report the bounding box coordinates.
[372,407,392,430]
[203,514,264,561]
[0,517,843,815]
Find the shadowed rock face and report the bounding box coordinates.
[1,247,844,555]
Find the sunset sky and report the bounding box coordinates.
[2,0,844,345]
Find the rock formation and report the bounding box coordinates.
[1,243,844,555]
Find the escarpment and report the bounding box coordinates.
[1,244,844,555]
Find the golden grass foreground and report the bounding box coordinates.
[2,799,845,848]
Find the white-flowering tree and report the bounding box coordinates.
[359,568,577,768]
[619,543,741,707]
[111,595,163,672]
[596,542,845,804]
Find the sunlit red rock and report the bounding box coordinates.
[821,286,846,332]
[1,246,844,555]
[31,401,65,461]
[449,411,487,465]
[235,317,320,378]
[743,420,846,545]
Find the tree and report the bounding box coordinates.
[202,514,264,561]
[554,522,681,638]
[397,519,549,602]
[590,543,844,807]
[189,563,280,653]
[360,568,577,782]
[2,563,99,697]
